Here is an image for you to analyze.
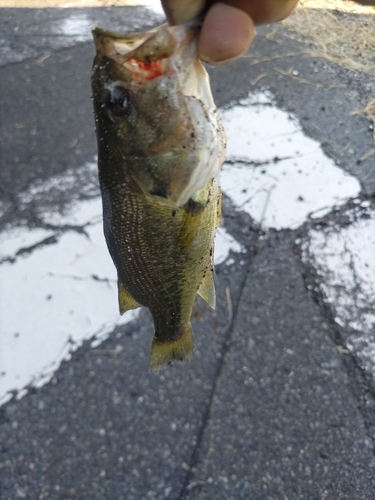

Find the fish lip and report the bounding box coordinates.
[91,19,201,45]
[92,26,149,58]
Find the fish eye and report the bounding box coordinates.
[107,86,130,118]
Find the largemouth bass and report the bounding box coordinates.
[91,23,226,371]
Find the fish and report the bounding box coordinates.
[91,23,226,371]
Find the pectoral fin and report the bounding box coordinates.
[118,279,141,315]
[197,267,216,308]
[149,326,194,372]
[187,197,206,216]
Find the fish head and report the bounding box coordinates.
[92,24,226,207]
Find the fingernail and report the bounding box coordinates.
[201,54,243,66]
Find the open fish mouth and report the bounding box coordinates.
[92,23,199,87]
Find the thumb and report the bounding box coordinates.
[160,0,206,24]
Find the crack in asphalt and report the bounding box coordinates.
[0,220,97,265]
[42,222,90,237]
[0,234,60,265]
[303,203,375,332]
[296,237,375,456]
[178,250,260,499]
[225,155,297,167]
[178,212,375,498]
[46,272,115,284]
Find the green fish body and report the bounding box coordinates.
[91,24,226,371]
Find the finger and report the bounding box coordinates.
[160,0,206,24]
[214,0,299,26]
[198,3,255,64]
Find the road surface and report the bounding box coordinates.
[0,4,374,499]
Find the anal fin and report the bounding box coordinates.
[118,279,141,315]
[149,326,194,373]
[197,267,216,308]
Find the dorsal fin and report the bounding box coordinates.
[118,279,141,315]
[197,267,216,308]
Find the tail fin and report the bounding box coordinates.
[149,325,194,373]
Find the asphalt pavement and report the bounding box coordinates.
[1,6,375,500]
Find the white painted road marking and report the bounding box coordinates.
[303,207,375,377]
[0,92,373,405]
[221,92,361,229]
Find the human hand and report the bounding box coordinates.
[161,0,375,65]
[161,0,299,65]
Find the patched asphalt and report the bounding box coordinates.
[1,7,375,500]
